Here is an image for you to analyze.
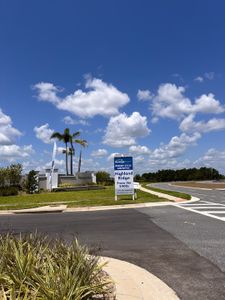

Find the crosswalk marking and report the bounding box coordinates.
[174,200,225,222]
[185,207,225,210]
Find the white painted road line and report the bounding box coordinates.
[174,201,225,222]
[180,201,225,207]
[205,211,225,214]
[186,207,225,210]
[181,204,225,207]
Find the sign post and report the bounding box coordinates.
[114,156,134,201]
[49,141,57,191]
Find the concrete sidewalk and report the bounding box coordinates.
[140,186,187,202]
[103,257,179,300]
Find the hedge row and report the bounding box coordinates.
[0,186,18,196]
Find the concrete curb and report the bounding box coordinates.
[102,257,179,300]
[139,186,185,202]
[140,186,200,204]
[12,205,67,214]
[0,202,172,215]
[66,201,172,212]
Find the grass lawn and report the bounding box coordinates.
[0,186,167,210]
[143,183,191,200]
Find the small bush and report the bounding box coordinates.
[0,233,111,300]
[0,186,18,196]
[25,170,39,194]
[100,180,114,186]
[96,171,111,184]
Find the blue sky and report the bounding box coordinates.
[1,0,225,174]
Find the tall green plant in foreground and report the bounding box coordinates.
[0,234,110,300]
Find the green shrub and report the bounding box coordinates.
[25,170,39,194]
[0,186,18,196]
[96,171,111,184]
[7,164,22,187]
[0,233,111,300]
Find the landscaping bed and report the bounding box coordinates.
[0,233,115,300]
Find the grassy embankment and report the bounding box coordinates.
[142,183,191,200]
[0,186,168,210]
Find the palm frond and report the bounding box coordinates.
[74,139,88,148]
[72,131,80,138]
[50,132,63,140]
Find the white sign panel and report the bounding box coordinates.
[114,156,134,196]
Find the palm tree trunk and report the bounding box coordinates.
[70,144,74,176]
[73,148,76,176]
[70,152,73,176]
[65,142,68,175]
[78,150,82,173]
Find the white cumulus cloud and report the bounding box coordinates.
[34,123,54,144]
[33,82,60,104]
[0,145,34,162]
[194,76,204,83]
[107,153,121,161]
[91,149,108,157]
[179,114,225,133]
[193,93,224,114]
[34,77,129,118]
[151,83,192,120]
[129,145,151,155]
[0,109,22,145]
[194,72,215,83]
[151,132,201,160]
[63,116,89,126]
[103,112,150,147]
[150,83,224,120]
[137,89,154,101]
[194,148,225,173]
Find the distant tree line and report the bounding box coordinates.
[134,167,225,182]
[95,171,114,185]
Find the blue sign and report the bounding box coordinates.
[114,156,134,198]
[114,156,133,171]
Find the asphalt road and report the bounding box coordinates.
[151,182,225,204]
[1,198,225,300]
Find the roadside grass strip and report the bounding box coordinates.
[142,184,191,200]
[0,186,167,210]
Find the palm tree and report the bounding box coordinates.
[69,131,80,176]
[76,139,88,173]
[51,128,71,175]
